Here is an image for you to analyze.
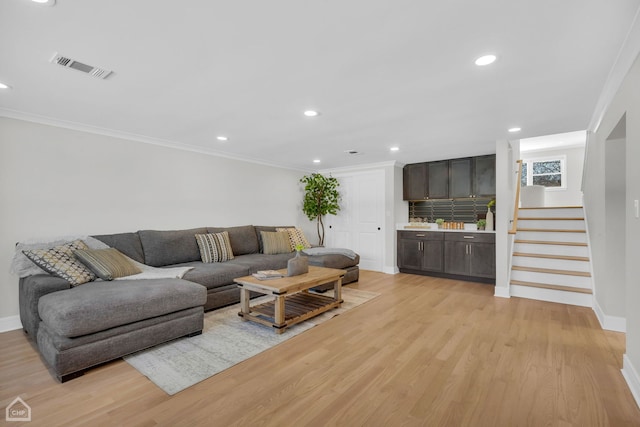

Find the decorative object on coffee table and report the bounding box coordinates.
[287,245,308,276]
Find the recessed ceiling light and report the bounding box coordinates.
[31,0,55,5]
[508,127,522,133]
[390,146,399,152]
[216,136,228,141]
[313,159,321,164]
[0,82,10,90]
[304,110,319,117]
[475,54,497,66]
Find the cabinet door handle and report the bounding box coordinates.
[463,236,474,239]
[420,242,424,251]
[416,234,425,237]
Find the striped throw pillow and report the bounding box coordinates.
[260,231,293,255]
[22,240,96,286]
[276,227,312,250]
[74,248,141,281]
[195,232,235,263]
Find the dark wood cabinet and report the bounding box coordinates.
[397,231,444,273]
[449,158,473,198]
[398,230,495,282]
[403,163,428,200]
[443,232,495,279]
[473,155,496,197]
[403,155,495,201]
[427,160,449,199]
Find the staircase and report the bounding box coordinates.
[509,206,593,307]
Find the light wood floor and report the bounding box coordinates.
[1,271,639,426]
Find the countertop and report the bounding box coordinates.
[396,223,496,234]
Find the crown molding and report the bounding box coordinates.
[588,6,640,132]
[0,108,313,174]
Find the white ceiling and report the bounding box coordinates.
[1,1,639,171]
[520,130,586,152]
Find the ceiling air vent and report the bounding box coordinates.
[50,53,113,79]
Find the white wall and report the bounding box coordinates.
[521,145,585,206]
[584,52,640,403]
[0,117,312,322]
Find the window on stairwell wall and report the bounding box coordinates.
[520,155,566,189]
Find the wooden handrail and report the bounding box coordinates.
[509,160,523,235]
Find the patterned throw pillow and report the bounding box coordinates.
[74,248,142,281]
[276,227,312,250]
[260,231,293,255]
[194,232,235,263]
[22,240,96,286]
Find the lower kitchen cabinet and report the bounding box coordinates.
[398,230,495,282]
[444,232,495,279]
[397,231,444,273]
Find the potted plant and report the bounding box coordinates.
[435,218,445,229]
[300,173,340,246]
[477,219,487,230]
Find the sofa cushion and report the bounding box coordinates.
[92,232,145,264]
[138,228,208,267]
[73,248,141,280]
[37,279,206,338]
[255,225,295,253]
[260,231,293,255]
[306,253,361,269]
[276,227,312,249]
[225,253,294,274]
[178,261,250,290]
[207,225,259,255]
[23,240,96,286]
[195,232,234,263]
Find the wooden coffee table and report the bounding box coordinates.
[234,266,346,334]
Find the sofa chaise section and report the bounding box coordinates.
[35,279,206,381]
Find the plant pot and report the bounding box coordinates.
[287,251,309,276]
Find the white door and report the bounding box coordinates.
[326,170,385,272]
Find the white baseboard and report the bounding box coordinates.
[494,286,510,298]
[383,266,399,275]
[622,354,640,409]
[593,298,627,332]
[510,285,593,307]
[0,315,22,333]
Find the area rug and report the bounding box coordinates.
[124,287,380,395]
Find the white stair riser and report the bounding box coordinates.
[518,208,583,218]
[516,231,587,243]
[517,219,585,230]
[512,256,591,272]
[510,285,592,307]
[510,270,592,288]
[513,243,589,257]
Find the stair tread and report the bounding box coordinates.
[512,252,589,261]
[519,206,583,210]
[518,217,584,221]
[512,265,591,277]
[514,240,588,246]
[517,228,585,233]
[510,280,592,294]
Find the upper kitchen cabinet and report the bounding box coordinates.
[403,154,495,201]
[449,155,496,198]
[427,160,449,199]
[473,155,496,197]
[449,158,473,198]
[403,163,428,200]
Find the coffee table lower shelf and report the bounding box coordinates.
[238,292,342,332]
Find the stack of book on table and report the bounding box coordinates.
[252,270,285,280]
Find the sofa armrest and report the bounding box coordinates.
[19,274,71,338]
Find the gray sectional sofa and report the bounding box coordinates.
[18,225,359,382]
